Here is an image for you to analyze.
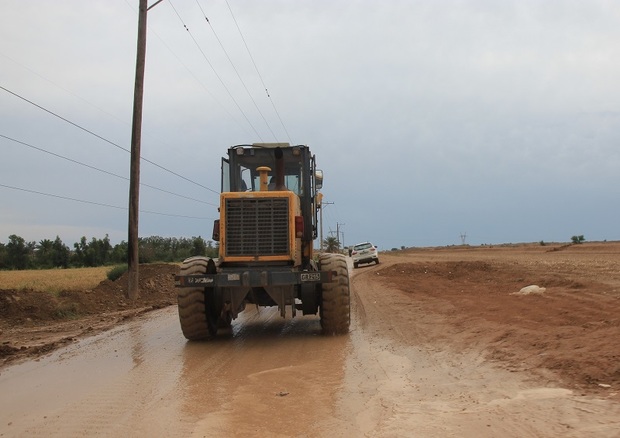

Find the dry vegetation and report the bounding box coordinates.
[1,263,179,366]
[0,266,112,293]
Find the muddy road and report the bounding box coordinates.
[1,248,620,437]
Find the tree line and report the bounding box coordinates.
[0,234,218,270]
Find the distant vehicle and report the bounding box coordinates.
[351,242,379,268]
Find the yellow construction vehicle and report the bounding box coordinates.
[174,143,350,339]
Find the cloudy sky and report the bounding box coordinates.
[1,0,619,250]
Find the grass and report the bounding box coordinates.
[106,264,128,281]
[55,302,80,319]
[0,266,111,293]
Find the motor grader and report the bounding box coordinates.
[174,143,350,339]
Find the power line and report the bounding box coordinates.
[195,0,278,142]
[151,31,253,137]
[2,45,252,174]
[0,85,219,195]
[1,85,128,154]
[121,0,255,139]
[168,1,265,142]
[225,0,293,144]
[0,183,213,220]
[0,133,218,207]
[130,1,290,144]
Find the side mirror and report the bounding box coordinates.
[212,220,220,241]
[315,170,324,190]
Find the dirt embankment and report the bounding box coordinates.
[374,253,620,397]
[0,264,178,364]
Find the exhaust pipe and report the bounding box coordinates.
[274,147,286,191]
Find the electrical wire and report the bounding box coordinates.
[150,31,253,138]
[0,183,213,220]
[168,1,265,142]
[225,0,293,144]
[0,133,218,207]
[195,0,279,142]
[120,1,255,139]
[0,85,219,195]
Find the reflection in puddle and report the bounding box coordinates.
[179,306,350,436]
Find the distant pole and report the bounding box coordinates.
[320,201,334,251]
[337,222,345,250]
[336,222,340,249]
[127,0,148,300]
[319,205,324,251]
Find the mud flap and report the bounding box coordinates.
[300,282,319,315]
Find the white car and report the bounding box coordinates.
[351,242,379,268]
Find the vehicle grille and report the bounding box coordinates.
[225,197,290,256]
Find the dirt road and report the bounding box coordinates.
[1,246,620,436]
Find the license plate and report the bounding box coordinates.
[301,273,321,282]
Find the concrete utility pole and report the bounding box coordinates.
[336,222,345,250]
[319,201,334,251]
[128,0,164,300]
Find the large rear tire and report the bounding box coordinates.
[319,253,351,335]
[177,256,218,340]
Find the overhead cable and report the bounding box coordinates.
[0,133,218,207]
[168,1,265,142]
[120,1,254,138]
[195,0,278,142]
[0,183,212,220]
[0,85,219,195]
[225,0,293,144]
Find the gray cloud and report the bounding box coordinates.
[1,0,619,249]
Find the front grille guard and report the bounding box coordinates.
[225,197,290,257]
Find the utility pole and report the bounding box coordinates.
[336,222,345,250]
[319,201,334,251]
[128,0,164,300]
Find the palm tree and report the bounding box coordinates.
[323,236,341,253]
[36,239,54,269]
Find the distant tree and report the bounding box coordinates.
[206,240,218,259]
[571,235,585,244]
[191,236,207,257]
[110,241,128,264]
[0,242,7,269]
[72,235,112,267]
[139,236,159,263]
[136,235,218,263]
[35,239,55,268]
[1,233,219,269]
[52,236,70,268]
[72,236,88,266]
[6,234,33,270]
[98,234,112,265]
[323,236,340,253]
